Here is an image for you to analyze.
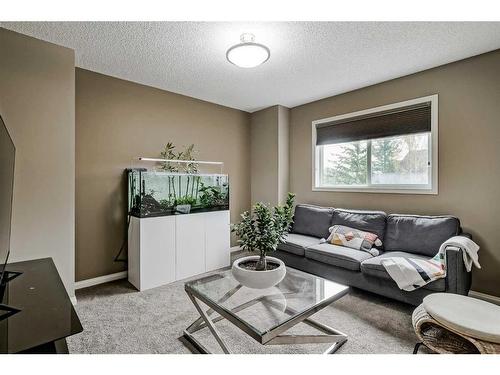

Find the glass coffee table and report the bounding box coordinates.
[182,266,350,354]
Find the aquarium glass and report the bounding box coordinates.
[127,169,229,217]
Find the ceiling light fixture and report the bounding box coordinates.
[226,33,270,68]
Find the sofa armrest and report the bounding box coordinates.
[459,232,472,240]
[444,234,472,295]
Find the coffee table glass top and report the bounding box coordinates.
[185,267,349,336]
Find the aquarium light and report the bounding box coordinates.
[138,157,224,165]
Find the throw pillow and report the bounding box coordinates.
[326,225,382,256]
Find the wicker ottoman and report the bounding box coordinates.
[412,294,500,354]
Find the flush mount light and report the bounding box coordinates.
[226,33,270,68]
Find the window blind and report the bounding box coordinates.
[316,102,431,146]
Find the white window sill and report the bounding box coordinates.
[312,186,438,195]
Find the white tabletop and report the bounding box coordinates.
[423,293,500,344]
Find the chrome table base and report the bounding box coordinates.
[182,284,348,354]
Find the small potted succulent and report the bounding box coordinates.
[230,193,295,289]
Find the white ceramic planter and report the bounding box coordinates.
[231,255,286,289]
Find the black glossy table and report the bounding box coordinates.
[0,258,83,353]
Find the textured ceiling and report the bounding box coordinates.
[2,22,500,112]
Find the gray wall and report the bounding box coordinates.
[75,68,251,281]
[0,28,76,297]
[289,49,500,297]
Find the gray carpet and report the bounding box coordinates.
[68,265,425,354]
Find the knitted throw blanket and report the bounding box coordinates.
[381,236,480,291]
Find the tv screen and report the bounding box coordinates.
[0,115,15,285]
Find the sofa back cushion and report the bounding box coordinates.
[385,214,460,256]
[331,209,387,244]
[292,204,334,239]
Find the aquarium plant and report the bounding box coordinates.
[199,182,228,208]
[174,195,197,206]
[181,144,198,174]
[159,142,201,208]
[160,142,199,173]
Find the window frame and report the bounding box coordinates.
[312,95,438,195]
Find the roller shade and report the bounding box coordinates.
[316,102,431,146]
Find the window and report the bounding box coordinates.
[313,95,438,194]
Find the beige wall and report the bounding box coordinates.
[0,29,75,297]
[75,68,250,281]
[250,106,279,205]
[289,49,500,297]
[250,105,290,206]
[277,106,290,204]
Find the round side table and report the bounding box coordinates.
[412,293,500,354]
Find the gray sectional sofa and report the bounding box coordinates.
[275,204,472,306]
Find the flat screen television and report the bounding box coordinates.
[0,115,15,286]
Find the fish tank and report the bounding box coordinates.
[127,168,229,218]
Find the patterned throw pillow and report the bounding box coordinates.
[326,225,382,256]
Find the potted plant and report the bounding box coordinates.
[230,193,295,289]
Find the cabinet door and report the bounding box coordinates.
[176,214,206,280]
[140,216,176,290]
[205,211,230,271]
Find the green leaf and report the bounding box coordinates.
[231,193,295,258]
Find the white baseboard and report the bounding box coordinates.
[468,290,500,305]
[70,296,78,305]
[230,246,243,253]
[75,271,128,290]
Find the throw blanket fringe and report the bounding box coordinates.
[381,236,480,291]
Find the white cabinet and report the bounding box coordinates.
[128,215,176,291]
[128,210,230,291]
[205,211,231,271]
[175,213,206,280]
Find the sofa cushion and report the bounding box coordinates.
[292,204,334,239]
[385,214,460,257]
[361,251,445,292]
[305,243,373,271]
[331,209,387,242]
[277,233,321,257]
